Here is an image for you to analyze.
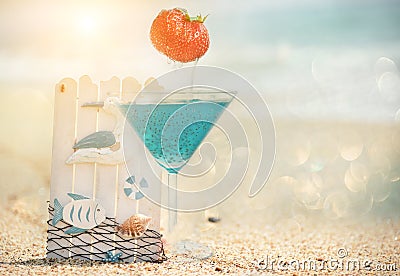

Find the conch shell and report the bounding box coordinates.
[116,214,152,238]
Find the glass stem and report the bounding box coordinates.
[168,172,178,232]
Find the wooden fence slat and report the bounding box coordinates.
[47,78,77,259]
[91,76,121,260]
[114,77,141,262]
[135,173,162,261]
[122,76,141,97]
[69,75,99,259]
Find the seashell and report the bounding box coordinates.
[116,214,152,239]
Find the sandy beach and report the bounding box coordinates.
[0,196,399,275]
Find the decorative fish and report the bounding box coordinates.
[116,214,151,239]
[52,193,106,235]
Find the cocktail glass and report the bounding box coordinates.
[118,88,235,233]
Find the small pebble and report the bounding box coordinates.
[208,217,221,223]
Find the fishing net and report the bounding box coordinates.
[46,205,167,263]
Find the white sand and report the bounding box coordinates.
[1,196,399,275]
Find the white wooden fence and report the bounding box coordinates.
[47,76,162,262]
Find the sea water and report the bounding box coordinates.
[119,100,229,173]
[209,1,400,123]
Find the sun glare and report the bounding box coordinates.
[76,13,98,35]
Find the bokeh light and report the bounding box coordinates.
[374,57,398,80]
[345,168,366,193]
[338,130,363,161]
[367,137,392,174]
[323,192,351,219]
[307,131,338,172]
[280,133,311,166]
[377,72,400,103]
[367,173,392,203]
[395,109,400,122]
[350,161,369,183]
[293,172,323,210]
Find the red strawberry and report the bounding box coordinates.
[150,8,210,63]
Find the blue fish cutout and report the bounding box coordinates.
[52,198,64,226]
[52,193,106,235]
[65,226,87,235]
[68,193,89,201]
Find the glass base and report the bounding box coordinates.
[171,240,213,261]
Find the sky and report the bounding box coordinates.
[0,0,241,83]
[0,1,167,83]
[1,0,399,84]
[1,0,399,161]
[0,0,368,83]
